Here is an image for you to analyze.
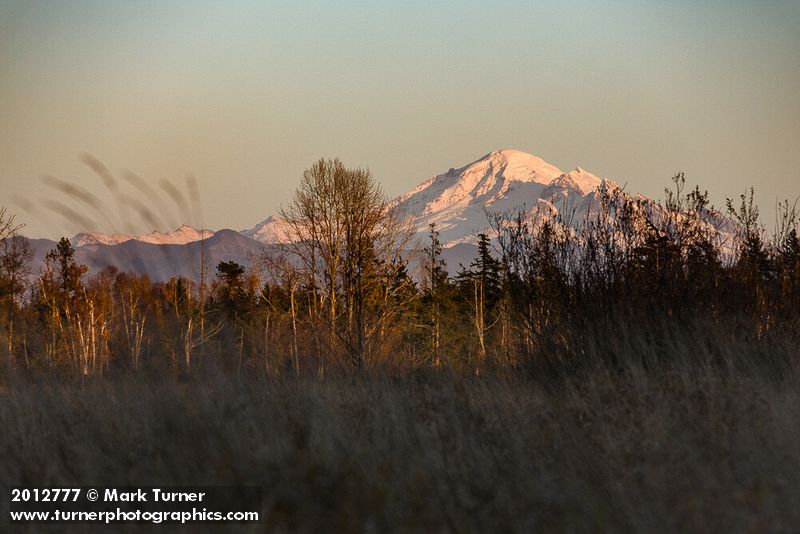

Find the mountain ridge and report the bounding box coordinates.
[27,149,733,279]
[72,224,214,248]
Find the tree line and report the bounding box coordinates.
[0,162,798,378]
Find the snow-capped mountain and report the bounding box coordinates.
[73,230,263,282]
[136,225,214,245]
[241,215,294,244]
[34,229,263,282]
[71,225,214,248]
[71,232,133,247]
[392,148,610,246]
[386,149,737,269]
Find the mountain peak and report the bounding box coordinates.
[469,149,562,182]
[485,147,540,160]
[563,166,603,195]
[241,215,295,244]
[71,232,133,248]
[390,149,564,245]
[138,225,214,245]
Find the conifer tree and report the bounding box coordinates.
[455,233,501,366]
[422,223,448,366]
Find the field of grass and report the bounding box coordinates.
[2,329,799,533]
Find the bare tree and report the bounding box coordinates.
[258,252,302,376]
[279,158,414,370]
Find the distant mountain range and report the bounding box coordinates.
[24,149,735,280]
[70,225,215,247]
[28,230,264,282]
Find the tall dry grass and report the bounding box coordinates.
[2,321,799,533]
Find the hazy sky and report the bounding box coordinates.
[1,1,798,238]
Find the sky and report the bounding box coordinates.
[1,0,798,238]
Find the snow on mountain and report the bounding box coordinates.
[393,148,607,246]
[71,225,214,248]
[241,215,295,245]
[136,225,214,245]
[562,167,604,196]
[71,232,134,247]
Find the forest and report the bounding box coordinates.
[1,159,799,531]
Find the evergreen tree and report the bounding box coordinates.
[455,233,502,367]
[421,223,449,366]
[44,238,86,304]
[215,260,247,320]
